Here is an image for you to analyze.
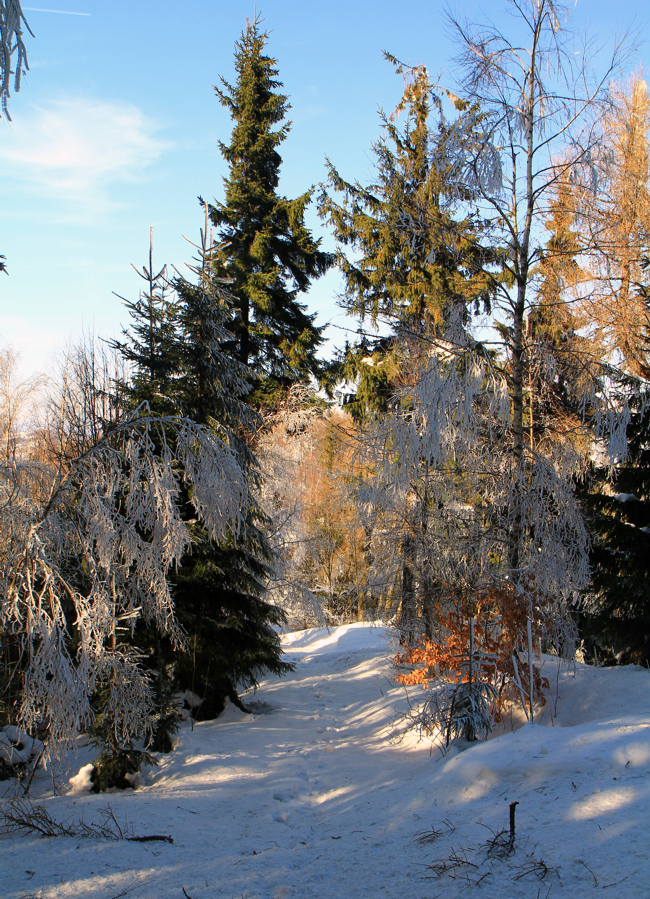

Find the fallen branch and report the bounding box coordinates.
[0,799,173,843]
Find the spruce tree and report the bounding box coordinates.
[170,220,292,716]
[209,16,333,407]
[115,221,292,722]
[317,58,494,420]
[581,389,650,664]
[111,228,180,417]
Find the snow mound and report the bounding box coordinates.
[68,762,94,794]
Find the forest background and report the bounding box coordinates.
[2,0,650,783]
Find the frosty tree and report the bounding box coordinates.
[0,337,252,753]
[416,0,632,601]
[1,0,32,273]
[358,1,637,734]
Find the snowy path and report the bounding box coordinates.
[2,623,650,898]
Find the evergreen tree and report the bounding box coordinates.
[112,228,180,417]
[318,58,495,421]
[208,16,333,407]
[170,219,292,716]
[115,220,292,722]
[581,388,650,664]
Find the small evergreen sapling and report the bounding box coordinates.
[88,684,158,792]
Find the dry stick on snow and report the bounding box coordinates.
[509,800,518,851]
[109,882,141,899]
[577,858,599,886]
[512,858,557,883]
[480,801,518,859]
[413,818,455,844]
[426,845,479,880]
[0,800,173,843]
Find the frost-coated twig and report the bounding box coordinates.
[0,0,33,120]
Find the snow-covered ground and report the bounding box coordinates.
[2,622,649,898]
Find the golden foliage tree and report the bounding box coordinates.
[578,75,650,376]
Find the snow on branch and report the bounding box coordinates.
[0,0,32,120]
[356,336,624,643]
[1,407,250,750]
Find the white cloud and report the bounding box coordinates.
[0,96,170,211]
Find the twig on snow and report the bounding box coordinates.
[0,799,173,843]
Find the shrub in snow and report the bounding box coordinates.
[396,604,550,743]
[90,746,156,793]
[416,680,498,746]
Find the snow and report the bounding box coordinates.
[2,622,649,898]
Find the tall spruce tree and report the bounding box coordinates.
[115,222,292,722]
[317,57,495,420]
[208,16,333,407]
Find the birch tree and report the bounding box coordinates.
[0,338,251,754]
[360,3,636,736]
[436,0,633,584]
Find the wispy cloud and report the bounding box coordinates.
[0,96,170,215]
[22,7,91,14]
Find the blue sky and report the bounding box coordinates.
[1,0,648,377]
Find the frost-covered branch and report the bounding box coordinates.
[1,405,250,751]
[1,0,32,120]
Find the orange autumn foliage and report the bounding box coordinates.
[395,585,550,716]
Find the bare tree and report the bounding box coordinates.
[437,0,633,578]
[0,346,45,460]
